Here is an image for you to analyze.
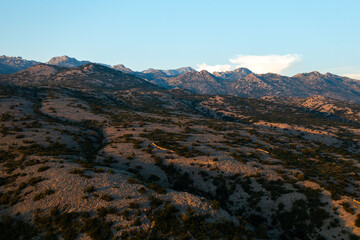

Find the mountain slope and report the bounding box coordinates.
[0,63,161,91]
[213,67,253,81]
[1,83,360,239]
[135,67,197,87]
[165,70,360,102]
[263,95,360,123]
[0,55,39,74]
[165,70,226,94]
[46,55,91,67]
[142,67,195,76]
[111,64,134,73]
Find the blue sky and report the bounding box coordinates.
[1,0,359,78]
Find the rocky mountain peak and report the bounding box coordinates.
[111,64,133,74]
[46,56,91,68]
[198,70,211,75]
[233,67,252,74]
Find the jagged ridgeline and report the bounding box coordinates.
[0,63,161,91]
[2,55,360,103]
[0,57,360,239]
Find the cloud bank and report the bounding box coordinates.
[230,54,301,74]
[344,73,360,80]
[196,54,301,74]
[196,63,232,73]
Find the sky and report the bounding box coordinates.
[0,0,359,78]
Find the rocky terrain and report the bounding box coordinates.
[0,56,39,74]
[1,62,360,240]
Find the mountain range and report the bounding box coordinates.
[0,63,159,91]
[1,55,360,102]
[0,55,39,74]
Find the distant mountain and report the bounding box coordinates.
[227,73,297,97]
[111,64,133,74]
[163,67,196,76]
[213,67,252,81]
[3,54,360,103]
[142,67,195,76]
[0,55,39,74]
[128,67,196,88]
[165,70,225,94]
[157,69,360,102]
[46,56,91,68]
[0,63,160,91]
[227,71,360,101]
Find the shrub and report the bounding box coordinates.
[28,177,45,186]
[33,189,55,201]
[97,207,117,217]
[121,210,131,221]
[37,166,50,172]
[134,218,141,226]
[100,194,113,202]
[0,215,36,239]
[148,183,166,194]
[137,187,146,194]
[70,168,83,174]
[148,174,160,182]
[355,214,360,228]
[84,185,95,193]
[34,207,113,240]
[149,195,163,209]
[129,202,140,209]
[341,202,355,215]
[211,200,220,211]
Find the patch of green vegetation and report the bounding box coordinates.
[33,188,55,201]
[37,165,50,172]
[355,214,360,228]
[140,129,205,157]
[28,176,45,186]
[83,185,95,193]
[33,206,113,240]
[96,206,117,217]
[69,168,91,178]
[126,203,252,240]
[257,178,293,201]
[341,202,355,215]
[270,147,360,200]
[100,194,113,202]
[18,142,77,157]
[274,187,330,239]
[0,215,37,240]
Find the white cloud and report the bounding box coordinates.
[343,73,360,80]
[196,54,301,74]
[229,54,301,74]
[196,63,232,73]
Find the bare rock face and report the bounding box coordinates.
[46,55,91,68]
[111,64,134,74]
[0,55,39,74]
